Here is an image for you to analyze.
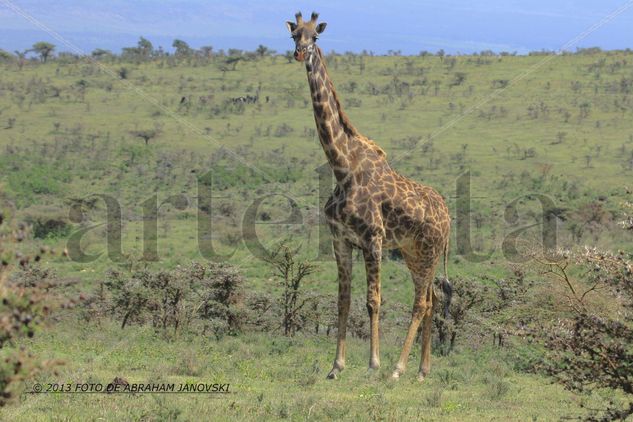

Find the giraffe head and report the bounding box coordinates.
[286,12,327,63]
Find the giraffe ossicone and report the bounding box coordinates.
[286,12,451,381]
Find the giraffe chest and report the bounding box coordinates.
[324,201,409,250]
[324,188,385,246]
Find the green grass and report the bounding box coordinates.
[5,320,600,421]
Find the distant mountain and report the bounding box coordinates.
[0,0,631,55]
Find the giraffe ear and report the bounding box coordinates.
[316,22,327,34]
[286,21,297,33]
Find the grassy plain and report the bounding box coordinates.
[1,49,632,420]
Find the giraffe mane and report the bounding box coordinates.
[316,47,387,158]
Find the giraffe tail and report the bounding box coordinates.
[440,239,452,319]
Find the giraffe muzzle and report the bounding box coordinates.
[294,47,307,62]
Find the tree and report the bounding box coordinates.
[449,72,467,87]
[553,131,567,145]
[0,49,12,61]
[137,37,154,59]
[225,56,241,71]
[284,50,294,64]
[199,45,213,58]
[119,37,154,62]
[130,129,160,146]
[14,49,28,70]
[172,39,191,58]
[121,47,136,61]
[32,41,55,62]
[256,44,273,57]
[227,48,243,57]
[91,48,112,59]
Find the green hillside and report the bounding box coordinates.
[1,49,632,420]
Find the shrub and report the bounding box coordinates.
[195,262,245,337]
[0,201,66,406]
[433,276,486,355]
[21,205,70,238]
[432,270,534,356]
[532,247,633,421]
[101,262,245,338]
[273,123,294,137]
[264,243,317,337]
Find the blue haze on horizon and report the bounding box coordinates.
[0,1,631,55]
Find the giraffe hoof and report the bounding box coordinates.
[368,361,380,371]
[417,373,426,383]
[391,371,401,380]
[326,371,338,380]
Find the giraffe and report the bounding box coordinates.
[286,12,451,381]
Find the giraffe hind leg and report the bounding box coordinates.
[363,236,383,371]
[392,249,440,379]
[418,283,434,382]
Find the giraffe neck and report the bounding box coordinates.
[306,47,359,183]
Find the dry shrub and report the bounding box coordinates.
[430,267,541,356]
[532,247,633,421]
[0,198,66,405]
[263,243,317,337]
[101,262,245,338]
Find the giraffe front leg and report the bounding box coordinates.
[363,236,383,370]
[327,237,353,380]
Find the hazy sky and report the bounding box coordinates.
[0,0,631,54]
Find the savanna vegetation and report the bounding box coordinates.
[0,38,632,420]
